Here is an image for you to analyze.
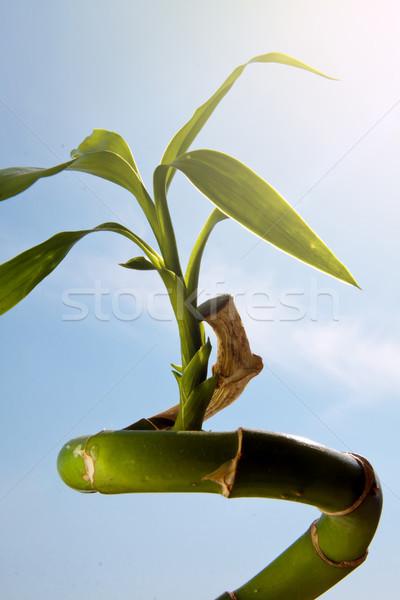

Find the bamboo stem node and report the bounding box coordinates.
[310,520,368,568]
[203,428,243,497]
[321,453,378,517]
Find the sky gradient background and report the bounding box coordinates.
[1,1,399,599]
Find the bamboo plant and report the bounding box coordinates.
[0,53,381,599]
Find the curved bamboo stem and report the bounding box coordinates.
[57,428,382,599]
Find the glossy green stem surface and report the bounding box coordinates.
[57,428,382,600]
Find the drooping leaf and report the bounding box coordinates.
[0,162,73,201]
[71,129,140,174]
[169,150,358,287]
[0,222,163,316]
[161,52,335,190]
[0,131,159,237]
[69,132,151,217]
[69,151,151,210]
[119,256,157,270]
[0,151,146,207]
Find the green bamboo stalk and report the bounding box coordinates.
[153,164,183,277]
[157,268,204,368]
[57,428,382,599]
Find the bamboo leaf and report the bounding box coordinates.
[171,370,182,387]
[69,131,157,226]
[185,208,228,299]
[0,162,73,201]
[173,374,219,431]
[0,131,158,235]
[69,151,149,208]
[172,340,215,431]
[170,150,358,287]
[120,256,157,271]
[181,339,212,399]
[0,222,162,316]
[71,129,140,173]
[0,151,145,205]
[161,52,334,189]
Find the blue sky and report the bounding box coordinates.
[1,1,399,598]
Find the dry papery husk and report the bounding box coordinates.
[153,295,263,425]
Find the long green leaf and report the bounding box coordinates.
[169,150,358,287]
[161,52,335,190]
[0,151,147,208]
[0,222,163,316]
[185,208,228,300]
[0,161,74,201]
[0,131,159,238]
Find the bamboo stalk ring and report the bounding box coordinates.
[321,453,377,517]
[310,520,368,568]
